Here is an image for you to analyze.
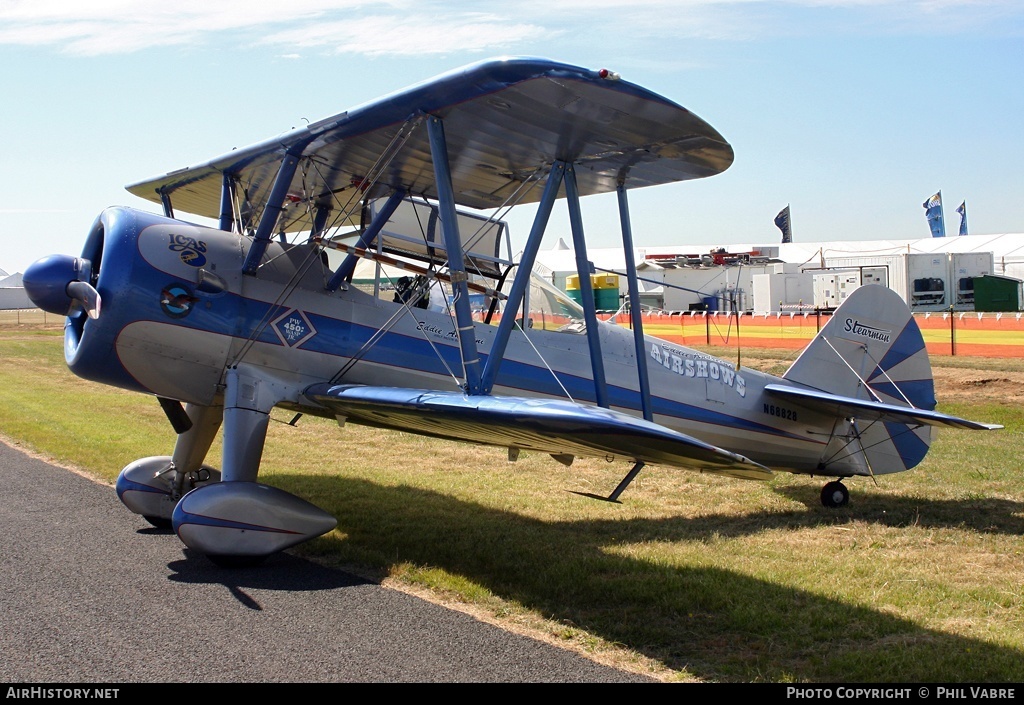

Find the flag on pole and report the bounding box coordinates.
[956,201,968,236]
[922,191,945,238]
[774,205,792,243]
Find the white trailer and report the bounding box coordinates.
[812,271,862,310]
[823,254,907,305]
[752,271,814,313]
[907,253,951,311]
[951,252,994,310]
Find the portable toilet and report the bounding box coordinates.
[973,275,1023,312]
[592,273,620,311]
[565,274,584,306]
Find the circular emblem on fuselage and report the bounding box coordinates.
[179,249,207,267]
[160,283,197,318]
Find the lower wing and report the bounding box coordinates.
[304,384,772,481]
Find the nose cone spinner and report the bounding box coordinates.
[23,254,101,319]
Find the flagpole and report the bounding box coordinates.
[938,190,946,238]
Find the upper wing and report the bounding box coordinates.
[305,383,772,481]
[125,57,733,233]
[764,383,1003,430]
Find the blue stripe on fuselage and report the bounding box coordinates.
[111,267,810,446]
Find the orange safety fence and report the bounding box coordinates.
[600,311,825,351]
[10,306,1024,358]
[596,310,1024,358]
[915,310,1024,357]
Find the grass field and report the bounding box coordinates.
[1,327,1022,683]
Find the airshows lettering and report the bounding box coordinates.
[650,344,745,397]
[843,317,891,344]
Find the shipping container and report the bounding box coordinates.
[951,252,994,310]
[906,253,950,311]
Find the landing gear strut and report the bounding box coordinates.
[820,480,849,508]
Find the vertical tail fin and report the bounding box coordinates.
[783,285,935,475]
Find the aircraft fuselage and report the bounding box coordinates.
[62,208,841,477]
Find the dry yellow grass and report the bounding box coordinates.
[2,330,1021,682]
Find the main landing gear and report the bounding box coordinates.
[820,480,850,508]
[116,368,337,567]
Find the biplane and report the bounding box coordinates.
[22,57,1000,566]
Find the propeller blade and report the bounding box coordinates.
[66,281,102,319]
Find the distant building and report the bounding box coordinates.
[0,272,34,310]
[531,232,1024,313]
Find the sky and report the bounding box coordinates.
[1,0,1022,275]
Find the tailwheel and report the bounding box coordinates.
[820,480,849,508]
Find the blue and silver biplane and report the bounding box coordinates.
[23,58,1000,566]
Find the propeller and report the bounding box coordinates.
[66,280,102,319]
[23,254,102,319]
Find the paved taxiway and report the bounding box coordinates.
[0,440,656,683]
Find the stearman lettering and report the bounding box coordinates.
[843,317,891,344]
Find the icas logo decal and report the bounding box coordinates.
[167,233,208,267]
[160,283,198,318]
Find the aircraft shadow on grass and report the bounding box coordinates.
[167,475,1024,683]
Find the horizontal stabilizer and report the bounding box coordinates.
[305,384,772,481]
[764,383,1002,431]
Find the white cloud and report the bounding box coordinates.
[0,1,1018,56]
[262,14,550,56]
[0,0,365,54]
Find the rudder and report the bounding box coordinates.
[783,285,935,475]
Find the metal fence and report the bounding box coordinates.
[0,309,60,327]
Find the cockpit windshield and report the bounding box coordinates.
[496,266,587,333]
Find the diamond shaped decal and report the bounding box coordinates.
[271,308,317,348]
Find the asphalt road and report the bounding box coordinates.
[0,440,656,684]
